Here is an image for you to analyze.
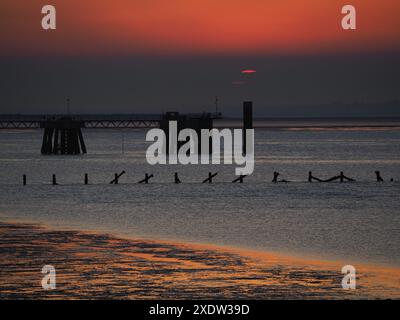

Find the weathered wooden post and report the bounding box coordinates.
[202,172,218,183]
[110,171,126,184]
[23,174,26,186]
[232,175,246,183]
[333,171,355,182]
[272,171,279,183]
[375,171,384,182]
[308,171,324,183]
[174,172,181,184]
[138,173,154,184]
[84,173,89,185]
[52,174,57,185]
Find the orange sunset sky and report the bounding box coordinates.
[1,0,400,57]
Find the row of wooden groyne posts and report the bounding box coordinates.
[20,170,394,185]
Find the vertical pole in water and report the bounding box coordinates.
[52,174,57,185]
[84,173,88,185]
[243,101,253,155]
[23,174,26,186]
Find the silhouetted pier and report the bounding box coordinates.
[41,117,86,155]
[0,112,222,155]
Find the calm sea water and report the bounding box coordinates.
[0,124,399,266]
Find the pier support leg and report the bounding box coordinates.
[41,129,48,154]
[41,119,87,155]
[53,129,59,154]
[60,129,66,155]
[78,129,87,154]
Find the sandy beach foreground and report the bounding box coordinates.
[0,220,399,299]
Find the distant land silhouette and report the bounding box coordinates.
[221,100,400,118]
[1,101,399,119]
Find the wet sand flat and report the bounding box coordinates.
[0,221,399,299]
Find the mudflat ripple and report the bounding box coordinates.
[0,221,399,299]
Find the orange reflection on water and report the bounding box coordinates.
[0,221,399,299]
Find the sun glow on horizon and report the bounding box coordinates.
[1,0,400,57]
[241,69,257,74]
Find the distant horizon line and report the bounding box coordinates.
[1,113,400,121]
